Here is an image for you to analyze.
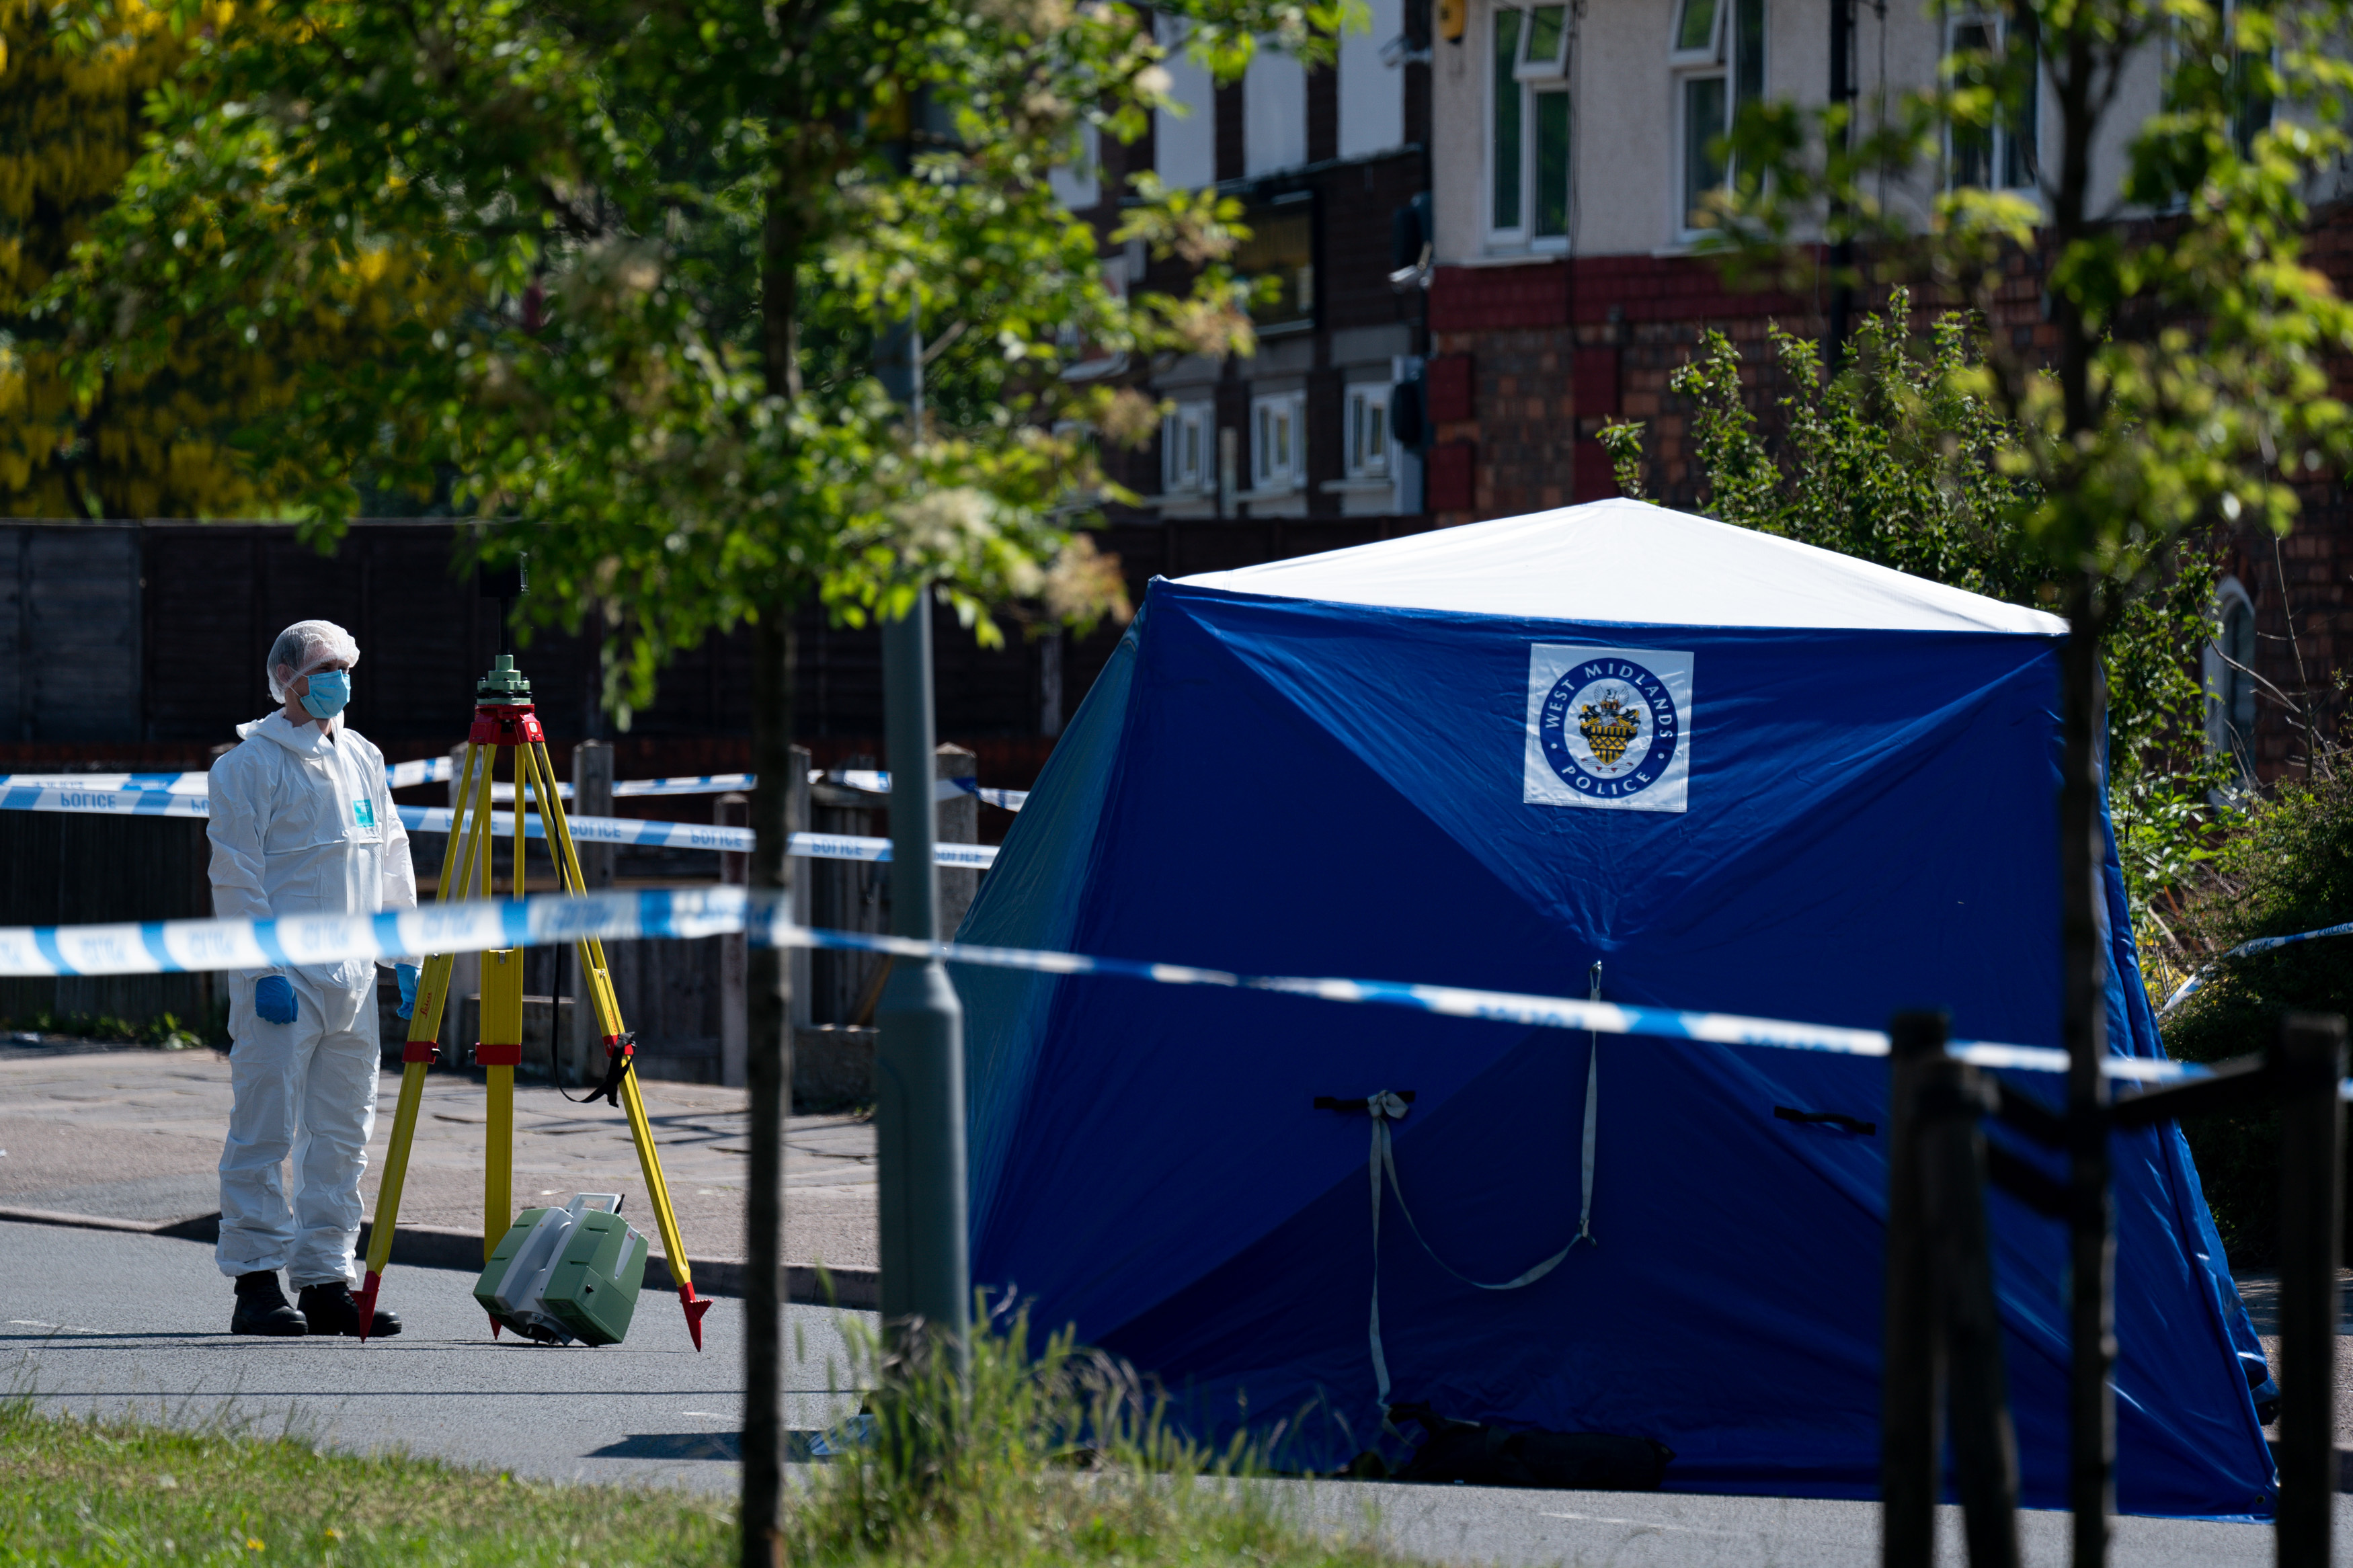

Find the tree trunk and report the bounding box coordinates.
[743,161,805,1568]
[742,612,795,1568]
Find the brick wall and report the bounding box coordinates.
[1423,229,2352,777]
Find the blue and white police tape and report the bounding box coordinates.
[822,770,1014,807]
[0,885,2211,1089]
[3,762,1030,811]
[385,756,449,790]
[0,783,213,819]
[2158,919,2353,1018]
[615,772,752,798]
[391,805,998,868]
[0,786,994,868]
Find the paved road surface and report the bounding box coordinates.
[0,1043,875,1270]
[2,1222,2328,1567]
[0,1221,865,1492]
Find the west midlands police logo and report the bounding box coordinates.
[1523,645,1695,813]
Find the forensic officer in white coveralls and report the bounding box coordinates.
[207,620,420,1337]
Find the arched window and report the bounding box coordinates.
[2204,576,2259,780]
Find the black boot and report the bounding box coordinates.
[297,1281,401,1339]
[230,1272,308,1336]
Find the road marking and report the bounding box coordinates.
[10,1319,100,1333]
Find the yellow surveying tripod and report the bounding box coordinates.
[354,652,712,1350]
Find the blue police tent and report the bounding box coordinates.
[956,499,2275,1516]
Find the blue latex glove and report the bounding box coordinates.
[396,963,420,1020]
[253,975,298,1025]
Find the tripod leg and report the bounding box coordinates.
[356,1055,428,1343]
[527,739,710,1348]
[481,948,524,1265]
[356,743,488,1340]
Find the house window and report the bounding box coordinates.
[1671,0,1764,235]
[1946,12,2039,191]
[1235,200,1315,333]
[1162,402,1212,495]
[1488,6,1572,245]
[1252,390,1306,491]
[1048,122,1102,211]
[2227,0,2274,156]
[1346,384,1391,479]
[2205,577,2260,780]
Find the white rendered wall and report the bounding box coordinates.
[1431,0,2182,264]
[1339,0,1407,160]
[1245,47,1310,176]
[1156,15,1218,190]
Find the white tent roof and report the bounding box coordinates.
[1177,498,2066,636]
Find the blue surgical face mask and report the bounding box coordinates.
[299,667,351,720]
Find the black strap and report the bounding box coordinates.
[1773,1104,1876,1137]
[1314,1091,1417,1113]
[559,1032,637,1108]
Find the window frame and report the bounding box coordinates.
[1668,0,1725,68]
[1250,390,1308,493]
[1162,401,1213,495]
[1486,5,1574,251]
[1671,0,1763,241]
[1514,2,1572,81]
[1943,11,2042,194]
[1345,383,1392,479]
[2204,575,2260,784]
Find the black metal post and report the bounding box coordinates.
[1920,1057,2021,1568]
[1826,0,1857,370]
[1884,1011,1945,1565]
[2061,621,2115,1568]
[2276,1012,2346,1566]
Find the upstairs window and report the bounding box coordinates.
[1671,0,1764,235]
[2205,577,2260,782]
[1946,12,2040,191]
[1162,402,1211,495]
[2227,0,2274,156]
[1235,200,1315,335]
[1489,5,1572,246]
[1252,390,1306,492]
[1345,384,1391,479]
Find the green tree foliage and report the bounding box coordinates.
[44,7,1357,1561]
[49,0,1334,687]
[2151,753,2353,1262]
[1,0,460,517]
[1599,296,2227,939]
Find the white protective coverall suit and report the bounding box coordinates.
[208,710,417,1286]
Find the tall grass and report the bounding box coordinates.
[788,1301,1383,1567]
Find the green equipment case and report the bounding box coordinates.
[473,1194,649,1346]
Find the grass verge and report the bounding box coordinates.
[0,1398,729,1567]
[1,1314,1396,1568]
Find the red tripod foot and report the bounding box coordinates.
[354,1272,384,1346]
[680,1284,711,1351]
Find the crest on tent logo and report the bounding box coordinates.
[1524,645,1695,813]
